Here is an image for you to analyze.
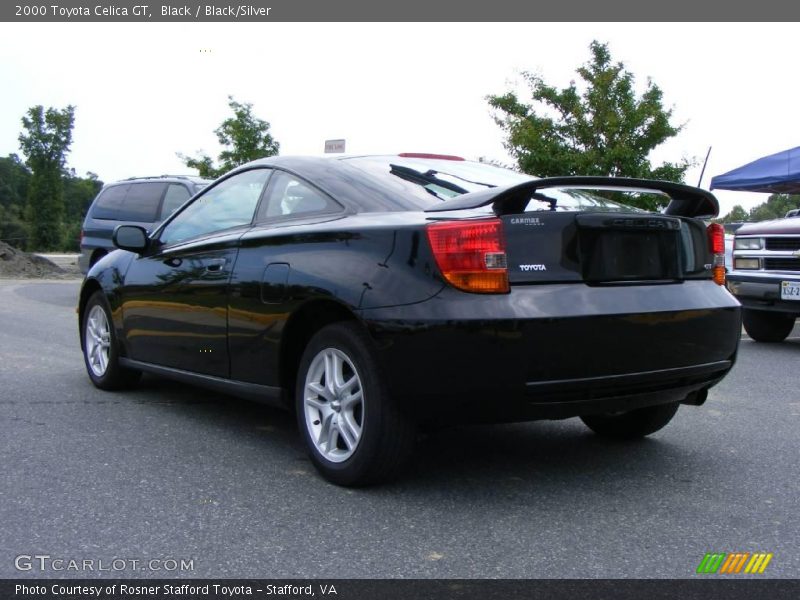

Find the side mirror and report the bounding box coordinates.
[112,225,149,253]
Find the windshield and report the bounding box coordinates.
[342,155,642,212]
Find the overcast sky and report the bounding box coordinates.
[1,22,799,216]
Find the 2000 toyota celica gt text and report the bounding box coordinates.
[78,154,741,485]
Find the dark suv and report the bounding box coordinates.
[79,175,210,273]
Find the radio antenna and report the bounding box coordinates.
[697,146,712,188]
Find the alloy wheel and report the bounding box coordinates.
[85,304,111,377]
[303,347,364,463]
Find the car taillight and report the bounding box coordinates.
[707,223,725,285]
[426,218,509,293]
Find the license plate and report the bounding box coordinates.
[781,281,800,300]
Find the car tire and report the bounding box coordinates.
[580,402,679,439]
[295,322,416,486]
[82,291,141,390]
[742,309,795,343]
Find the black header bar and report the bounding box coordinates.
[4,579,800,600]
[2,0,800,22]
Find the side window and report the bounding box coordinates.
[159,169,271,246]
[122,183,167,221]
[160,184,192,219]
[90,184,130,220]
[257,171,339,221]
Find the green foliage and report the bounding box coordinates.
[63,169,102,250]
[180,96,280,179]
[716,195,800,224]
[0,154,31,211]
[0,155,32,248]
[0,204,28,249]
[747,194,800,222]
[3,106,101,252]
[18,104,75,250]
[719,204,749,224]
[64,169,101,224]
[488,41,692,211]
[0,152,100,251]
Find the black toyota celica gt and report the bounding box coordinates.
[78,153,741,485]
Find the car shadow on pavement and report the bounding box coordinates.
[405,421,688,486]
[124,374,710,495]
[130,373,304,450]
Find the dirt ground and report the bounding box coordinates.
[0,241,78,279]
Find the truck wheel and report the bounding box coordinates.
[742,309,795,343]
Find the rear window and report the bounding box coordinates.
[341,155,640,212]
[342,156,531,208]
[90,182,167,221]
[519,188,645,213]
[90,184,129,219]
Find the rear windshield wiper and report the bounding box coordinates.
[389,164,470,197]
[395,165,498,191]
[432,170,498,190]
[531,192,558,211]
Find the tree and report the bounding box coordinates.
[64,169,101,224]
[720,204,749,224]
[488,41,691,210]
[0,154,31,210]
[748,194,800,222]
[18,104,75,250]
[180,96,280,179]
[0,154,32,250]
[62,170,103,250]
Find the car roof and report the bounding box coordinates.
[106,175,212,187]
[245,154,469,170]
[237,154,492,212]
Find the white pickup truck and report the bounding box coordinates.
[727,217,800,341]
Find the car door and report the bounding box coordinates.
[227,170,345,386]
[120,168,272,377]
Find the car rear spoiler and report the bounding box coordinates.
[424,176,719,219]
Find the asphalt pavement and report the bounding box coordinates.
[1,278,798,579]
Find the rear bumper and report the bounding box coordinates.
[520,360,728,420]
[358,280,741,423]
[727,273,800,315]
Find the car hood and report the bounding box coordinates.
[736,218,800,235]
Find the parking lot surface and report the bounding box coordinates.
[1,279,798,578]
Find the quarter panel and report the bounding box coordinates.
[228,216,443,386]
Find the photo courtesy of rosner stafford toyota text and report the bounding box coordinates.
[1,2,799,599]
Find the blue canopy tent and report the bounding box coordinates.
[710,146,800,194]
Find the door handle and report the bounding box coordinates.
[203,258,227,273]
